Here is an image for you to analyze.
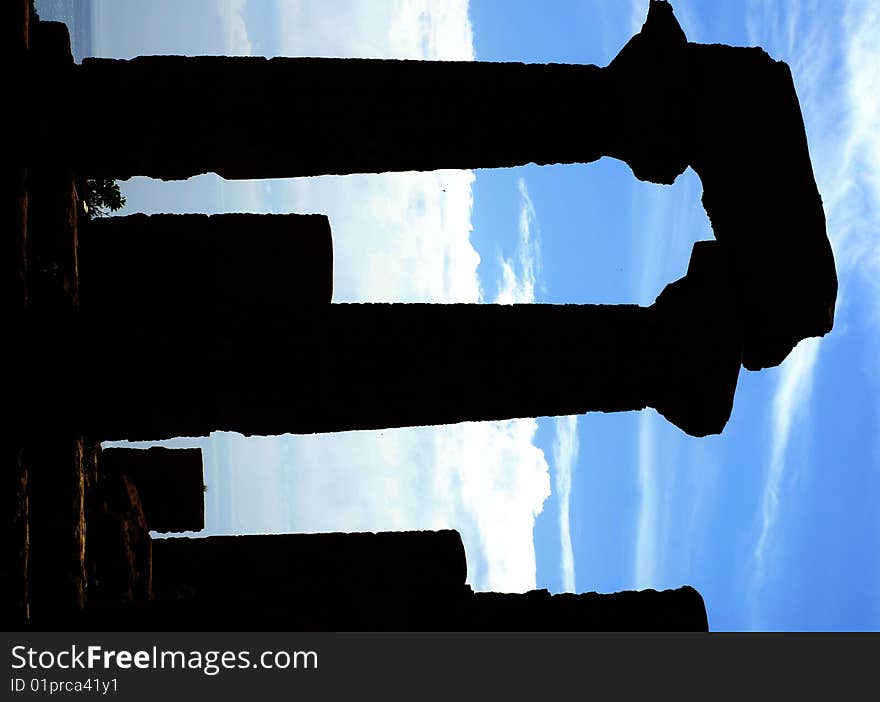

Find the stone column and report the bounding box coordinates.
[31,241,741,441]
[73,55,610,182]
[151,530,468,600]
[467,587,708,631]
[145,531,707,630]
[79,213,334,319]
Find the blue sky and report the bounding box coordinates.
[40,0,879,630]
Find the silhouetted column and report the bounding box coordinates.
[29,241,741,440]
[468,587,708,631]
[68,0,836,370]
[153,530,467,607]
[101,447,205,534]
[79,213,334,318]
[113,531,707,631]
[73,57,610,182]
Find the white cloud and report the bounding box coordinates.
[552,414,580,593]
[841,1,880,326]
[388,0,475,60]
[751,338,821,588]
[269,420,550,592]
[218,0,252,55]
[496,178,542,304]
[274,0,473,60]
[278,170,481,303]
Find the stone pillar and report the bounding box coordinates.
[101,447,205,534]
[123,531,707,631]
[37,241,741,441]
[468,587,708,631]
[73,56,609,182]
[151,531,469,629]
[152,530,468,598]
[79,213,333,319]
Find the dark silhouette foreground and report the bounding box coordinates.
[8,0,839,632]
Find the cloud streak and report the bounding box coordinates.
[218,0,252,55]
[496,178,542,304]
[751,338,821,588]
[553,415,580,592]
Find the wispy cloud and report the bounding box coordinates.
[751,338,821,588]
[496,178,542,304]
[840,1,880,327]
[218,0,252,55]
[553,415,580,592]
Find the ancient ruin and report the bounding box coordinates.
[65,1,836,371]
[6,0,837,632]
[29,239,739,441]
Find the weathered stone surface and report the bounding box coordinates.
[101,447,204,534]
[79,213,334,318]
[70,0,835,369]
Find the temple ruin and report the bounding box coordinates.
[6,0,838,631]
